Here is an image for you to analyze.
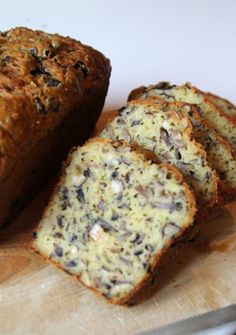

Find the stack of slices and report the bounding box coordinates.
[32,82,236,305]
[127,82,236,201]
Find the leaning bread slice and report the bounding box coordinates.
[100,100,218,207]
[129,82,236,155]
[31,138,196,305]
[127,95,236,198]
[206,92,236,120]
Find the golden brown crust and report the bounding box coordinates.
[0,27,111,225]
[207,92,236,107]
[0,26,111,151]
[128,86,147,101]
[31,138,196,305]
[190,85,236,127]
[206,92,236,121]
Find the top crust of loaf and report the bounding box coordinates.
[0,27,111,179]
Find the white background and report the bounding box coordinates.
[0,0,235,110]
[0,1,236,334]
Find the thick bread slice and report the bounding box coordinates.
[129,82,236,155]
[100,100,218,207]
[207,92,236,120]
[31,138,196,305]
[127,95,236,198]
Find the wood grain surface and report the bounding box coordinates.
[0,111,236,335]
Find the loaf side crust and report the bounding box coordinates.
[0,27,111,225]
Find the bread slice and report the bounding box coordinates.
[207,92,236,120]
[129,82,236,155]
[31,138,196,305]
[100,99,218,207]
[127,95,236,198]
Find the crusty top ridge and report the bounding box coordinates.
[0,27,111,177]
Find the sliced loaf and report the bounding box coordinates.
[31,138,196,305]
[100,99,218,207]
[129,82,236,155]
[127,95,236,197]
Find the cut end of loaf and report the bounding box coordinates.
[31,138,196,304]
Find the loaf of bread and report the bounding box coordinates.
[127,95,236,198]
[100,99,218,207]
[129,82,236,156]
[0,27,111,225]
[207,92,236,120]
[31,138,196,305]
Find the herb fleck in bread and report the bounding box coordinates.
[0,27,111,225]
[31,138,196,305]
[100,99,218,207]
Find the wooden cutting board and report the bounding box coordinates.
[1,110,236,335]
